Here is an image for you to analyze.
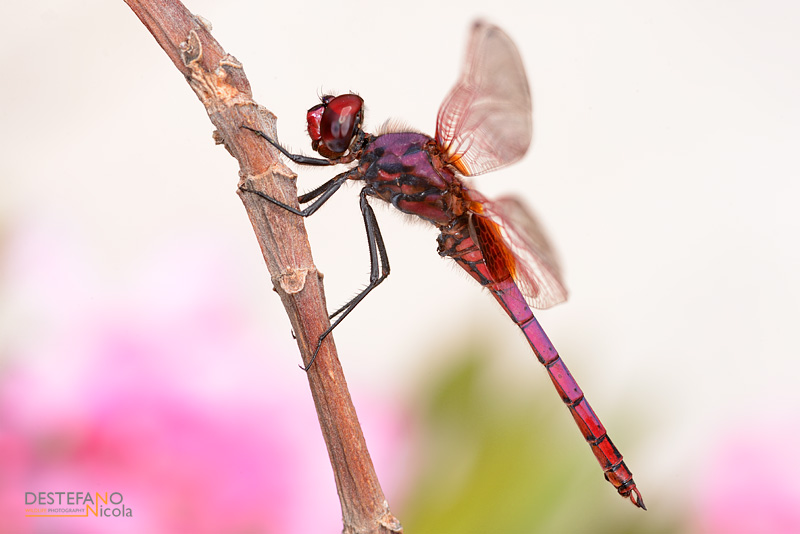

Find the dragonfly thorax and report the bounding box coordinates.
[359,132,474,227]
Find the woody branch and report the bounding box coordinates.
[122,1,401,532]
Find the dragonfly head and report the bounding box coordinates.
[306,94,364,159]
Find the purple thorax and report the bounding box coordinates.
[356,132,467,226]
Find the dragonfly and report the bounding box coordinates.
[242,21,645,510]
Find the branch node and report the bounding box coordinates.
[379,508,403,533]
[238,169,295,191]
[193,13,213,32]
[212,129,224,145]
[219,55,243,69]
[274,267,310,294]
[180,29,202,66]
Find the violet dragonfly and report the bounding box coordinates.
[242,21,645,509]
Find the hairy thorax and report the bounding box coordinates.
[358,132,476,227]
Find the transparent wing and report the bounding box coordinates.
[436,21,532,176]
[480,196,567,309]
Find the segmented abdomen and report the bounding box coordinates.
[438,214,645,508]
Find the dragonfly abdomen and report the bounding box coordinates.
[441,218,645,508]
[513,302,644,508]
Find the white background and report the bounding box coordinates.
[2,0,799,525]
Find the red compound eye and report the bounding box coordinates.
[306,103,325,146]
[306,94,363,157]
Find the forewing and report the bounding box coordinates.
[436,21,532,176]
[480,196,567,309]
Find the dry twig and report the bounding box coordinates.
[123,1,401,532]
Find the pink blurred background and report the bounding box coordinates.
[2,1,800,532]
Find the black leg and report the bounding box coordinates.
[240,169,355,217]
[242,124,385,371]
[242,125,333,166]
[303,188,391,370]
[298,175,347,204]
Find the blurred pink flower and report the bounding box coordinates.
[693,422,800,534]
[0,224,412,533]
